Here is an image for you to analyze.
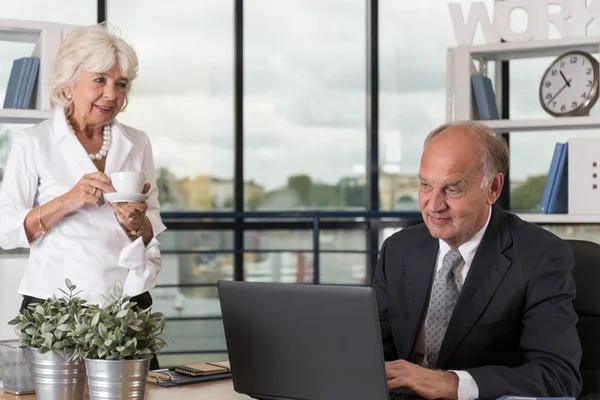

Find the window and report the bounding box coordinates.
[244,0,367,210]
[379,0,495,210]
[108,0,234,212]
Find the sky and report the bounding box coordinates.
[1,0,600,191]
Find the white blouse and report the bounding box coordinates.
[0,107,167,305]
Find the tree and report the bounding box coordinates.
[287,175,312,204]
[155,167,183,208]
[510,174,547,212]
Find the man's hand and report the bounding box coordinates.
[386,359,459,400]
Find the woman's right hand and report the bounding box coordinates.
[61,172,115,212]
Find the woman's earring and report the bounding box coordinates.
[66,93,72,101]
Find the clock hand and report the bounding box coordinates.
[548,80,571,104]
[559,70,571,87]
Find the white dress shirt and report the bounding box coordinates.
[412,206,492,400]
[0,107,167,305]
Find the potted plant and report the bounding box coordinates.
[8,279,87,400]
[73,283,167,400]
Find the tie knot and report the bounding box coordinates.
[441,249,463,273]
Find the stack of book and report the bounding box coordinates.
[2,56,40,109]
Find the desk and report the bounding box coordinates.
[0,379,249,400]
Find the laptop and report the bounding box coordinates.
[217,280,397,400]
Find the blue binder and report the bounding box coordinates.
[2,57,28,109]
[539,143,568,214]
[471,74,500,120]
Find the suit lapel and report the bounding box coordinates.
[436,205,513,367]
[402,230,438,358]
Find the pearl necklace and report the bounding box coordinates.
[65,117,112,161]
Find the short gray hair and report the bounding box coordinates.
[424,120,509,187]
[50,22,138,111]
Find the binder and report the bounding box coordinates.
[471,74,499,120]
[539,143,568,213]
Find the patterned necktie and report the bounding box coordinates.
[424,248,464,368]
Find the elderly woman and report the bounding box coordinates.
[0,23,166,332]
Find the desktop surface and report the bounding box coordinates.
[218,280,392,400]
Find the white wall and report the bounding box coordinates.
[0,256,27,340]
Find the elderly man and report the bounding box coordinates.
[373,121,582,400]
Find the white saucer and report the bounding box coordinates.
[104,193,149,203]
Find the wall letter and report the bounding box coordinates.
[448,2,501,45]
[495,0,536,42]
[534,0,573,40]
[571,0,600,37]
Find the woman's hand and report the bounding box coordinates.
[109,183,151,234]
[61,172,115,212]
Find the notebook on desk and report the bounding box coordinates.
[147,361,231,387]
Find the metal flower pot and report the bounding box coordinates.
[85,358,150,400]
[29,349,86,400]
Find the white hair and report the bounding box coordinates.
[424,120,509,188]
[50,22,138,111]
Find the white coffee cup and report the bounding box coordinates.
[111,171,145,194]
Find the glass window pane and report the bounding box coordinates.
[108,1,234,211]
[244,0,366,210]
[245,229,367,283]
[244,251,313,283]
[160,319,226,354]
[379,0,495,210]
[541,225,600,244]
[321,253,367,285]
[155,230,233,299]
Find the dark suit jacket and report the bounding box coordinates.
[372,204,582,399]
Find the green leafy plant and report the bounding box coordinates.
[8,278,87,358]
[73,283,167,360]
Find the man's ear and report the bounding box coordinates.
[487,173,504,205]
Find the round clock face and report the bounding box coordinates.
[539,51,599,117]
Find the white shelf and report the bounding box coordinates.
[481,116,600,132]
[466,35,600,61]
[0,108,51,124]
[0,19,51,43]
[517,213,600,224]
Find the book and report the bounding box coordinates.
[147,361,232,387]
[19,57,40,109]
[3,58,28,109]
[471,74,500,120]
[173,362,229,377]
[539,143,568,214]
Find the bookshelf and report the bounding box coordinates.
[483,116,600,132]
[446,36,600,225]
[0,108,52,124]
[0,19,79,124]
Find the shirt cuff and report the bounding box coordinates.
[119,236,161,297]
[450,370,479,400]
[146,213,166,237]
[1,208,34,249]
